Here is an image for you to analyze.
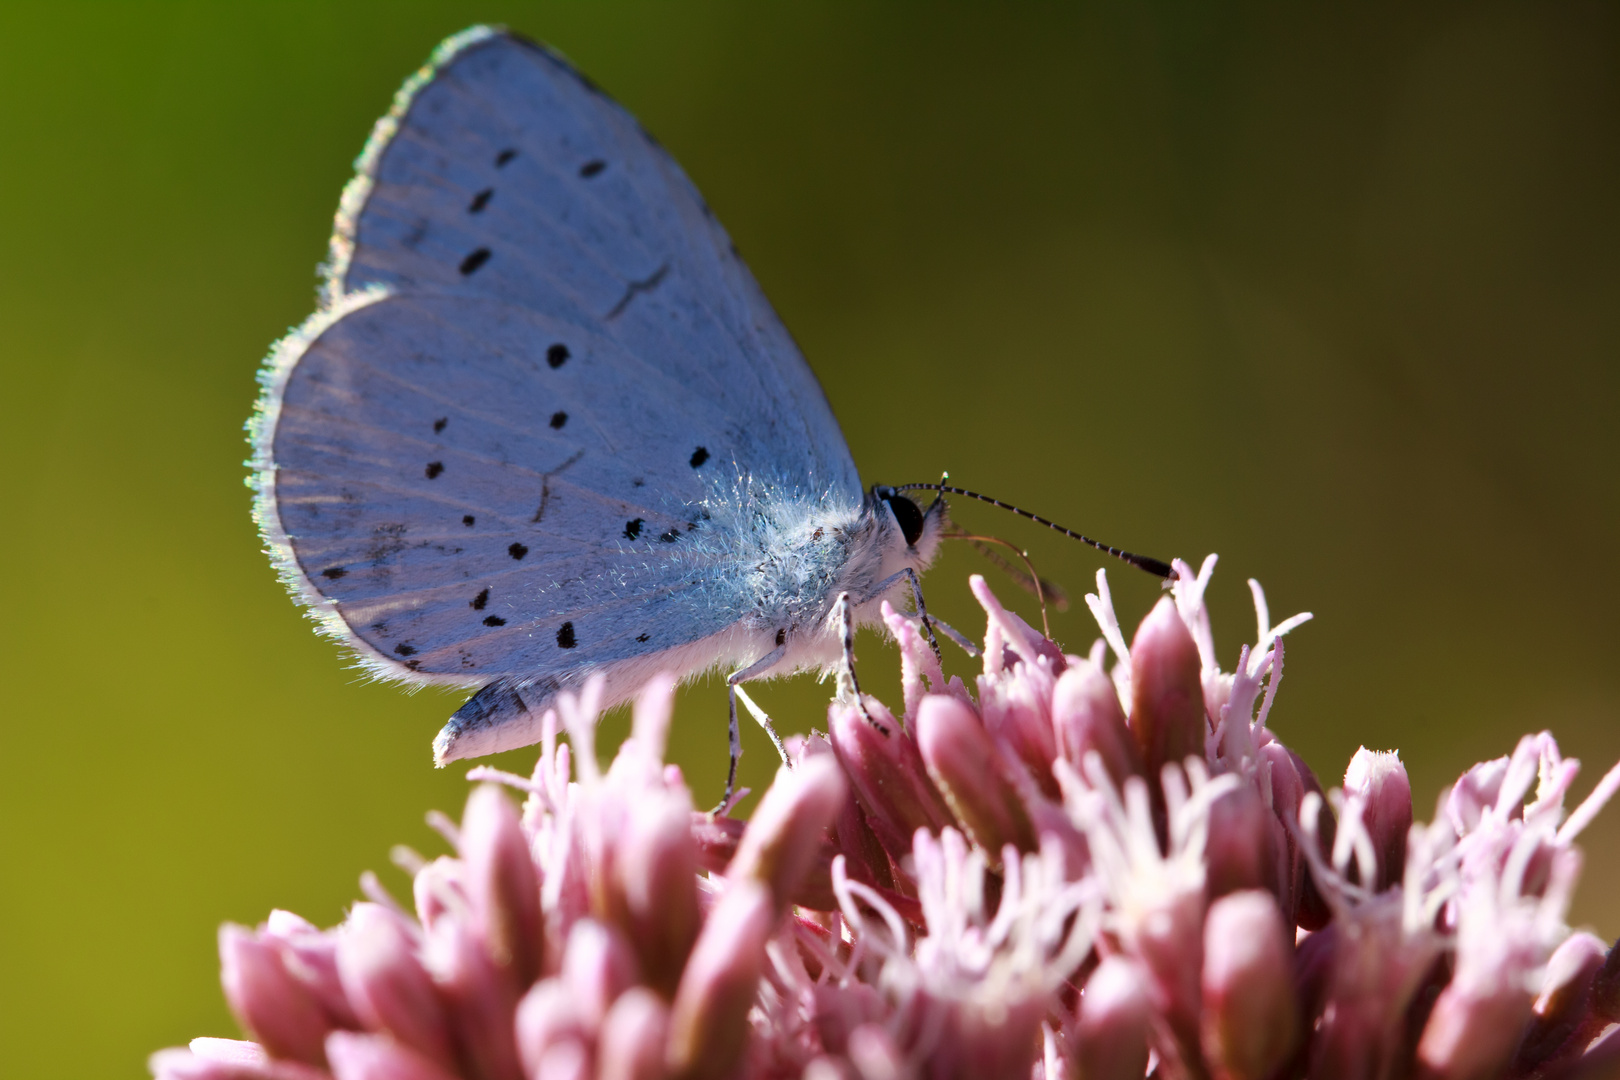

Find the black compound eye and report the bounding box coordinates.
[884,494,924,547]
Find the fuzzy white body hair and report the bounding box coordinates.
[432,479,946,762]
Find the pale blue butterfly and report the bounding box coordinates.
[249,27,951,796]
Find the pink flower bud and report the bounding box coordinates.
[264,911,362,1030]
[461,784,543,986]
[1594,937,1620,1021]
[727,755,847,913]
[666,881,774,1080]
[1310,901,1441,1080]
[412,857,465,932]
[1205,785,1272,900]
[980,668,1060,798]
[1073,957,1152,1080]
[1270,748,1334,932]
[916,694,1037,856]
[1127,877,1207,1072]
[532,1041,591,1080]
[611,792,701,998]
[336,904,456,1071]
[219,924,333,1066]
[689,812,745,876]
[325,1031,462,1080]
[1514,931,1608,1073]
[149,1039,331,1080]
[847,1023,909,1080]
[514,981,588,1080]
[1052,661,1141,787]
[828,699,955,862]
[424,917,522,1080]
[1343,749,1412,892]
[831,788,897,894]
[559,919,639,1030]
[1259,742,1307,924]
[596,987,670,1080]
[1201,891,1300,1080]
[1128,598,1206,779]
[1417,976,1535,1080]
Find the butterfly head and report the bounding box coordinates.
[869,483,948,566]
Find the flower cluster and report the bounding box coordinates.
[153,558,1620,1080]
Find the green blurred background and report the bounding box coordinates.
[3,2,1618,1074]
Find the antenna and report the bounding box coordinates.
[893,482,1174,579]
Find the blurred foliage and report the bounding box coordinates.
[1,3,1617,1076]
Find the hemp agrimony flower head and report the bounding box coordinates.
[153,558,1620,1080]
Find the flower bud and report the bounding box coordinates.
[1201,891,1300,1080]
[423,917,522,1080]
[264,910,362,1030]
[1205,785,1271,900]
[219,924,333,1066]
[829,698,954,860]
[848,1022,910,1080]
[461,784,543,986]
[1073,956,1152,1080]
[1343,748,1412,891]
[727,755,847,913]
[596,987,670,1080]
[980,671,1061,799]
[666,881,774,1079]
[1417,976,1535,1080]
[1282,745,1336,931]
[916,694,1037,856]
[325,1031,462,1080]
[336,904,456,1071]
[1590,936,1620,1023]
[1514,931,1608,1073]
[611,790,701,998]
[1128,598,1206,778]
[560,919,639,1030]
[149,1038,331,1080]
[1259,742,1307,924]
[514,981,587,1080]
[1052,660,1141,787]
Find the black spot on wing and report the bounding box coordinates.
[425,461,444,479]
[579,159,606,178]
[459,248,491,275]
[468,188,493,213]
[495,148,517,167]
[320,566,347,580]
[395,643,417,656]
[508,542,528,560]
[636,633,649,643]
[689,446,710,469]
[547,343,569,368]
[659,529,680,543]
[433,417,447,433]
[471,588,489,610]
[624,518,643,540]
[462,515,476,527]
[550,411,567,430]
[483,615,506,627]
[557,622,577,649]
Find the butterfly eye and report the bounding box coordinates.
[883,493,925,547]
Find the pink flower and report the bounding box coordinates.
[154,561,1620,1080]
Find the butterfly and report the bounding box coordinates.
[250,26,949,793]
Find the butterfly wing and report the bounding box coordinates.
[252,27,860,740]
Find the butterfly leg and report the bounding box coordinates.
[715,644,789,813]
[854,566,944,666]
[834,592,888,735]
